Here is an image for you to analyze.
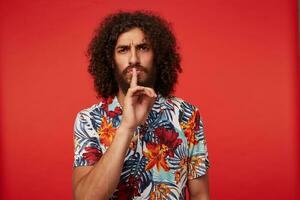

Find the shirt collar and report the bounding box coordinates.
[100,93,168,113]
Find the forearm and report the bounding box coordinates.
[190,193,210,200]
[74,125,134,200]
[188,174,210,200]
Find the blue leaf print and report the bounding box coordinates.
[120,152,152,194]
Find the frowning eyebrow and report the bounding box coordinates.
[115,42,151,50]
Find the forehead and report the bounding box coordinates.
[116,28,149,45]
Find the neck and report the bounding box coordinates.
[117,89,126,108]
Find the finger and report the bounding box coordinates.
[127,87,152,99]
[127,86,157,98]
[134,88,156,98]
[143,87,157,98]
[142,88,154,98]
[130,68,138,88]
[127,86,145,97]
[133,89,151,98]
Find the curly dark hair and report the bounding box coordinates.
[87,10,182,98]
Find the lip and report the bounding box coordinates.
[127,68,142,74]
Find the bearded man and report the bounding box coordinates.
[72,10,210,200]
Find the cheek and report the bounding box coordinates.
[143,53,154,66]
[114,56,128,71]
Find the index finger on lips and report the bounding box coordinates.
[130,68,138,88]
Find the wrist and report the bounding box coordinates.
[118,123,136,134]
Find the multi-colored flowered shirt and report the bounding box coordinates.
[73,94,210,199]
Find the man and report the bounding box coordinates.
[73,11,210,200]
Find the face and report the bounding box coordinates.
[113,28,156,94]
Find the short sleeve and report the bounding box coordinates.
[73,111,102,167]
[186,108,210,180]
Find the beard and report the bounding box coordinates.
[114,64,156,95]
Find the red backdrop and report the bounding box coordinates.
[1,0,299,199]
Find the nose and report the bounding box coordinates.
[129,46,140,66]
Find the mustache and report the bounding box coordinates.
[122,64,148,75]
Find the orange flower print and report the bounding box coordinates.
[129,134,138,150]
[149,183,171,200]
[180,110,200,146]
[175,171,181,184]
[143,143,170,172]
[188,156,203,179]
[98,116,116,147]
[174,158,187,184]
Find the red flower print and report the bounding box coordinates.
[143,127,183,171]
[116,176,141,199]
[83,147,102,165]
[143,143,170,172]
[100,96,113,113]
[107,106,122,118]
[100,97,122,118]
[154,127,182,157]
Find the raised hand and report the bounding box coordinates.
[121,68,157,131]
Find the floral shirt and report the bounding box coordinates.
[73,94,210,200]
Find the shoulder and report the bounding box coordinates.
[73,100,109,140]
[162,95,199,113]
[75,97,110,121]
[159,96,204,128]
[75,104,101,122]
[75,100,110,128]
[77,104,98,115]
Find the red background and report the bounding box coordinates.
[1,0,299,199]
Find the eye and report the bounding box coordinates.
[118,48,128,53]
[138,45,150,52]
